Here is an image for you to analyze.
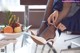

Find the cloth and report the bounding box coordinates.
[53,0,80,34]
[61,9,80,33]
[53,0,63,12]
[67,3,80,17]
[62,0,80,2]
[61,2,80,33]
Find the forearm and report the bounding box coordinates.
[55,3,72,31]
[56,2,72,25]
[43,0,54,21]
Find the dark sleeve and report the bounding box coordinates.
[53,0,63,12]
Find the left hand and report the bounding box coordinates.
[47,10,59,25]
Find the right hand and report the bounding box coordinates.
[47,10,59,25]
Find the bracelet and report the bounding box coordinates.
[42,21,46,23]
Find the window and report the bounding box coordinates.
[29,5,46,9]
[0,0,25,12]
[0,0,46,12]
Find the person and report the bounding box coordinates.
[47,0,80,34]
[36,0,80,41]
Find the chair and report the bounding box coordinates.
[31,31,57,53]
[30,0,58,53]
[30,0,80,53]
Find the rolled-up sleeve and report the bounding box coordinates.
[53,0,63,12]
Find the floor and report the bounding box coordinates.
[0,29,80,53]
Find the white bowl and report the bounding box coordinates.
[1,32,23,39]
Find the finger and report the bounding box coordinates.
[51,17,56,25]
[47,14,52,25]
[54,16,57,22]
[47,18,53,25]
[47,17,52,25]
[54,12,58,22]
[51,14,56,23]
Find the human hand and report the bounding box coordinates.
[47,10,59,25]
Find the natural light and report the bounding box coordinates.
[0,0,46,12]
[0,0,25,12]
